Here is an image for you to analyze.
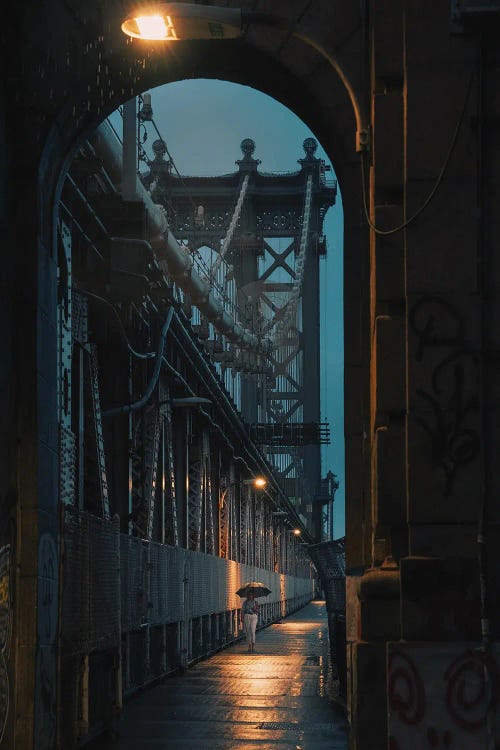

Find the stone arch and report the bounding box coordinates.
[42,30,362,226]
[37,14,368,549]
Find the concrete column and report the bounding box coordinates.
[348,3,407,748]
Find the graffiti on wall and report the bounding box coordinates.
[388,643,499,749]
[409,296,480,496]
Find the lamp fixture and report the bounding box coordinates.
[222,476,268,491]
[242,476,267,489]
[253,476,267,489]
[121,3,243,41]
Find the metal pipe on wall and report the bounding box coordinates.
[90,120,168,238]
[122,98,137,201]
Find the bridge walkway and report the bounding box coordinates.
[85,600,349,750]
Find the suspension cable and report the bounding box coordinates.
[131,104,252,321]
[211,173,250,280]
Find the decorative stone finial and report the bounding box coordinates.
[303,137,318,159]
[240,138,256,159]
[152,139,167,160]
[236,138,260,170]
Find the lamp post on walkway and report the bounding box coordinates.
[218,474,268,560]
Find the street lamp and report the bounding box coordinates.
[220,474,267,499]
[252,476,267,490]
[121,4,242,40]
[120,3,369,152]
[223,476,267,490]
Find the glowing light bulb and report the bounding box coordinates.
[253,477,267,489]
[121,13,177,40]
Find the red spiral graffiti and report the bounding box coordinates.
[388,649,426,725]
[445,649,498,731]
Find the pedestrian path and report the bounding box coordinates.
[86,600,349,750]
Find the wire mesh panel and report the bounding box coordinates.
[88,516,119,648]
[149,542,168,625]
[60,511,121,744]
[189,550,222,618]
[120,535,148,631]
[283,572,315,603]
[148,543,185,625]
[167,546,185,623]
[63,509,315,642]
[61,507,120,655]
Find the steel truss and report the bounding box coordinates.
[145,137,336,535]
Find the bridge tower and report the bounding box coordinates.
[143,137,337,538]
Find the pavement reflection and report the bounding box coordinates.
[86,600,349,749]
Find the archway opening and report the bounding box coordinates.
[62,77,345,540]
[54,79,347,737]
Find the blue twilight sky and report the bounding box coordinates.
[118,79,345,538]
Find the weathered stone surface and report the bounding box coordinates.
[358,568,401,642]
[348,642,387,750]
[400,557,481,641]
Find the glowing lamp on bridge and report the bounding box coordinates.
[242,476,267,490]
[253,476,267,489]
[121,3,243,41]
[121,13,177,40]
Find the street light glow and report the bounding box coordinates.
[253,476,267,489]
[293,528,301,536]
[124,14,176,40]
[121,3,242,41]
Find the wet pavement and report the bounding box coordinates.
[86,600,349,749]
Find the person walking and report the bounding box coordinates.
[242,591,260,652]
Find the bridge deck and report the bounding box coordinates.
[85,601,349,750]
